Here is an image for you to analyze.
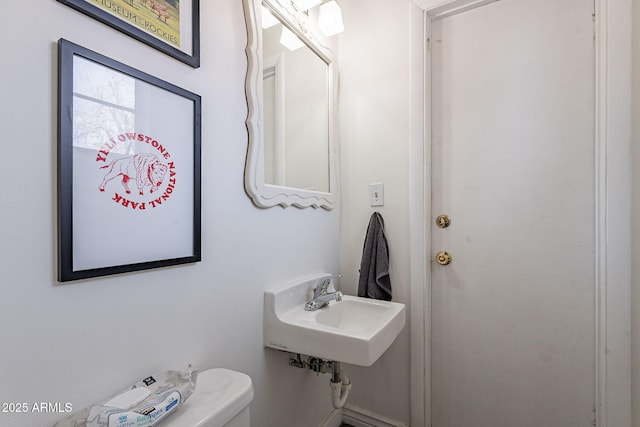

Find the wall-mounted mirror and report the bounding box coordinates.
[243,0,338,210]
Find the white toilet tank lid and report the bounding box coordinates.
[162,368,254,427]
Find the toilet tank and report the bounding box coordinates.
[162,368,254,427]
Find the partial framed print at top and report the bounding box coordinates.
[57,0,200,67]
[57,39,201,282]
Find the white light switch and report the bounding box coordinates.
[369,183,384,206]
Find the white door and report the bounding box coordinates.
[430,0,595,426]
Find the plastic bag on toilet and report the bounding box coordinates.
[54,369,198,427]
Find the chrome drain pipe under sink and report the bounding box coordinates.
[330,361,352,409]
[288,355,352,409]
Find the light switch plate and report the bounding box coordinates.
[369,183,384,206]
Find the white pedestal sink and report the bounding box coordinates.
[263,274,406,366]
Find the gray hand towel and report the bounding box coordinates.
[358,212,392,301]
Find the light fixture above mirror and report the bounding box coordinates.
[293,0,344,38]
[317,1,344,37]
[279,26,305,50]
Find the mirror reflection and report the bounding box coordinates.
[261,5,330,193]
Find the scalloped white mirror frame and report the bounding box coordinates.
[243,0,339,210]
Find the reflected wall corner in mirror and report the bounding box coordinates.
[242,0,338,211]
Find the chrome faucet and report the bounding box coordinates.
[304,277,343,311]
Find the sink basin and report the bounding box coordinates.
[264,274,406,366]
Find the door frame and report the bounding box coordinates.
[408,0,632,426]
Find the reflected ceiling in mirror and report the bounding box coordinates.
[243,0,337,210]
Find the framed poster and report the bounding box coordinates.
[57,38,201,282]
[57,0,200,68]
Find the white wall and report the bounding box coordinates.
[338,0,413,424]
[0,2,340,426]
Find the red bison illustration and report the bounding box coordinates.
[99,153,168,196]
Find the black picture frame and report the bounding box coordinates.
[58,38,202,281]
[57,0,200,68]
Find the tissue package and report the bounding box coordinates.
[54,370,197,427]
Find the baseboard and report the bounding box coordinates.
[341,404,408,427]
[320,408,342,427]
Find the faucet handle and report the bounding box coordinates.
[317,274,341,287]
[314,278,330,297]
[314,275,341,297]
[328,275,342,291]
[321,274,342,285]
